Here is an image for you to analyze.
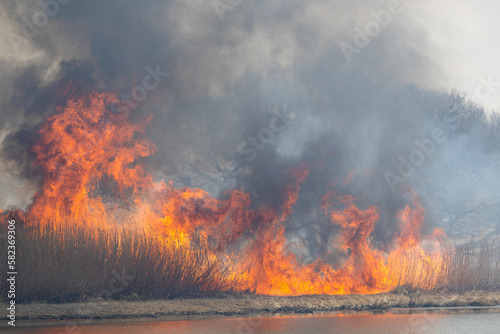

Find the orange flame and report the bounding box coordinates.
[4,91,450,296]
[30,91,154,225]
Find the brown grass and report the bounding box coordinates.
[11,290,500,321]
[0,217,238,303]
[446,238,500,290]
[389,237,500,293]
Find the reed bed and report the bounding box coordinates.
[0,217,238,303]
[1,216,499,303]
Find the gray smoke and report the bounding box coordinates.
[0,0,499,253]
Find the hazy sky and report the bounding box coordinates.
[410,0,500,112]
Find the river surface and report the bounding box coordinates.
[12,308,500,333]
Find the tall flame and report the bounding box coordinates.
[7,91,449,296]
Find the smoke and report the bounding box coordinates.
[0,0,499,250]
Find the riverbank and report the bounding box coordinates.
[6,290,500,322]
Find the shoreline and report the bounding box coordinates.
[9,306,500,330]
[3,290,500,327]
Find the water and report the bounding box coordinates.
[11,308,500,333]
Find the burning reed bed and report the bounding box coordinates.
[1,217,500,305]
[3,91,498,307]
[0,217,239,303]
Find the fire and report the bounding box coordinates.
[3,91,450,296]
[30,91,154,225]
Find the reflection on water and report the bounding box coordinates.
[12,308,500,334]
